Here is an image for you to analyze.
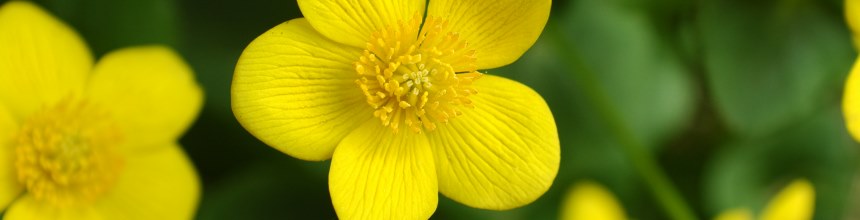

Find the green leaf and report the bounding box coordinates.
[698,0,853,137]
[196,159,336,220]
[35,0,179,56]
[555,0,696,148]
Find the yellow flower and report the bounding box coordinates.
[0,1,202,219]
[560,181,627,220]
[845,0,860,141]
[232,0,558,219]
[713,179,815,220]
[846,0,860,48]
[559,179,814,220]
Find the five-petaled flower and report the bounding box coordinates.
[712,179,815,220]
[233,0,559,219]
[560,181,627,220]
[558,179,815,220]
[0,1,202,219]
[844,0,860,142]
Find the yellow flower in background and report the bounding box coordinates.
[560,181,627,220]
[713,179,815,220]
[232,0,558,219]
[846,71,860,142]
[559,179,813,220]
[0,1,202,219]
[845,0,860,142]
[714,209,754,220]
[846,0,860,47]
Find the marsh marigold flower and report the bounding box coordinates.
[232,0,559,219]
[560,181,627,220]
[844,0,860,142]
[559,179,814,220]
[846,0,860,48]
[713,179,815,220]
[0,1,202,219]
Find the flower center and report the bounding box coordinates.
[355,15,482,133]
[14,98,123,206]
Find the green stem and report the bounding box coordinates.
[547,24,698,220]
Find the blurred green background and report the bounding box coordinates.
[6,0,860,219]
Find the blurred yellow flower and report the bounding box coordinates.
[846,0,860,47]
[232,0,558,219]
[559,179,813,220]
[0,1,202,219]
[713,179,815,220]
[845,0,860,142]
[560,181,627,220]
[714,208,754,220]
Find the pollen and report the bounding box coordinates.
[355,15,482,133]
[14,98,124,206]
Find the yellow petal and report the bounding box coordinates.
[426,0,551,69]
[95,145,200,220]
[329,121,437,220]
[4,196,102,220]
[233,18,372,161]
[297,0,426,48]
[0,1,93,120]
[844,58,860,142]
[427,75,559,210]
[847,0,860,47]
[0,105,21,211]
[713,208,753,220]
[760,179,815,220]
[560,181,627,220]
[87,46,203,151]
[3,145,198,220]
[853,35,860,50]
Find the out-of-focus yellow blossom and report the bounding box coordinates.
[560,181,627,220]
[844,0,860,141]
[713,179,815,220]
[845,60,860,141]
[232,0,558,219]
[846,0,860,47]
[0,1,202,219]
[559,179,813,220]
[713,208,754,220]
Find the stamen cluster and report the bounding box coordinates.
[14,98,123,206]
[355,15,482,133]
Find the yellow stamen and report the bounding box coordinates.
[14,98,124,206]
[355,15,482,133]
